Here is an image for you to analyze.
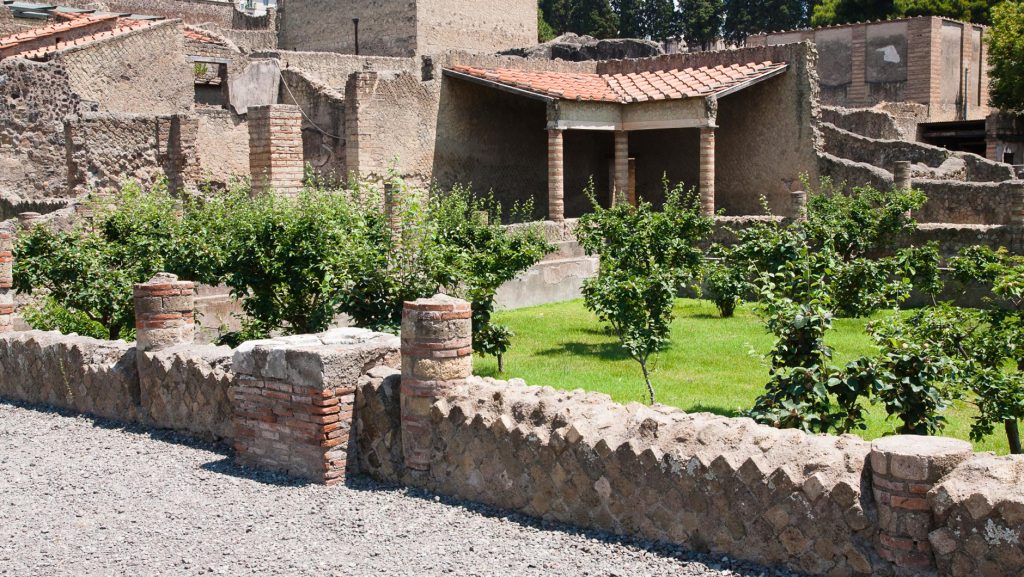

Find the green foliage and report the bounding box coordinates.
[812,0,998,26]
[20,296,112,341]
[703,260,744,317]
[13,182,177,340]
[987,1,1024,111]
[677,0,723,49]
[577,181,713,403]
[539,8,559,42]
[723,0,811,45]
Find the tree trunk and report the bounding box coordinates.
[640,360,655,405]
[497,354,504,374]
[1007,420,1022,455]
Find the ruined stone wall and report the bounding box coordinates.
[277,0,418,56]
[59,0,235,27]
[0,58,81,206]
[416,0,536,55]
[196,108,250,185]
[0,331,139,421]
[821,106,905,140]
[259,50,419,89]
[58,20,192,115]
[209,28,278,52]
[280,69,347,182]
[136,344,235,441]
[64,113,200,195]
[914,180,1024,226]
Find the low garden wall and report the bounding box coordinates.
[1,285,1022,576]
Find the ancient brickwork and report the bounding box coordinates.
[58,20,192,115]
[279,69,347,182]
[137,344,235,441]
[248,104,304,195]
[231,329,400,484]
[64,113,200,195]
[870,436,973,569]
[133,273,196,353]
[257,50,419,89]
[416,0,536,55]
[0,231,12,333]
[59,0,236,27]
[915,180,1024,226]
[820,106,905,140]
[195,109,250,185]
[277,0,418,56]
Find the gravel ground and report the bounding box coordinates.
[0,401,804,577]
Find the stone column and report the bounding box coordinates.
[548,129,565,222]
[699,127,716,217]
[893,161,913,191]
[400,294,472,472]
[248,104,304,197]
[613,130,629,206]
[870,436,973,571]
[0,231,13,334]
[133,273,195,352]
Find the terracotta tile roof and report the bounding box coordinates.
[447,61,788,103]
[6,17,154,60]
[183,26,224,46]
[0,13,117,53]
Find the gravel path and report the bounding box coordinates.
[0,401,803,577]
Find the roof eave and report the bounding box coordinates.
[714,64,789,98]
[442,68,556,104]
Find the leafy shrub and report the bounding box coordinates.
[703,260,744,317]
[577,181,713,403]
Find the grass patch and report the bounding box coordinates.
[475,298,1009,454]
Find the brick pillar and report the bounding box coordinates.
[893,161,913,191]
[133,273,195,352]
[383,180,402,240]
[699,127,715,217]
[0,231,13,334]
[400,294,472,472]
[613,130,629,206]
[790,190,807,222]
[870,436,973,571]
[849,24,868,106]
[248,104,304,197]
[548,129,565,221]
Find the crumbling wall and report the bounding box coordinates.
[195,108,250,185]
[0,58,81,205]
[136,344,235,441]
[259,50,419,89]
[915,180,1024,226]
[64,112,200,195]
[58,20,192,115]
[0,331,139,421]
[928,455,1024,576]
[820,106,905,140]
[280,69,346,182]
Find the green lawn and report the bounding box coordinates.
[475,298,1010,455]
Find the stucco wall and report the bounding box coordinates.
[416,0,536,55]
[277,0,418,56]
[195,108,250,185]
[58,20,192,115]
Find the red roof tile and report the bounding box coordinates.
[184,26,225,46]
[447,61,788,103]
[7,18,155,61]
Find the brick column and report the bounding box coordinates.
[548,129,565,221]
[848,24,868,105]
[699,127,715,217]
[383,180,403,240]
[790,190,807,223]
[613,130,629,206]
[893,161,913,191]
[870,436,973,571]
[231,329,400,484]
[248,104,304,197]
[133,273,195,353]
[0,231,13,334]
[400,294,472,472]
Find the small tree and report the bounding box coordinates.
[576,182,712,404]
[13,183,179,340]
[986,1,1024,110]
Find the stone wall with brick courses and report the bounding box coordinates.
[914,180,1024,226]
[0,58,82,205]
[0,231,12,334]
[195,108,250,186]
[64,112,201,195]
[820,106,906,140]
[248,104,303,195]
[928,455,1024,576]
[0,330,139,421]
[280,69,347,182]
[57,20,193,115]
[231,329,400,484]
[277,0,418,56]
[136,344,235,441]
[59,0,235,27]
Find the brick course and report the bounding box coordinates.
[248,104,304,196]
